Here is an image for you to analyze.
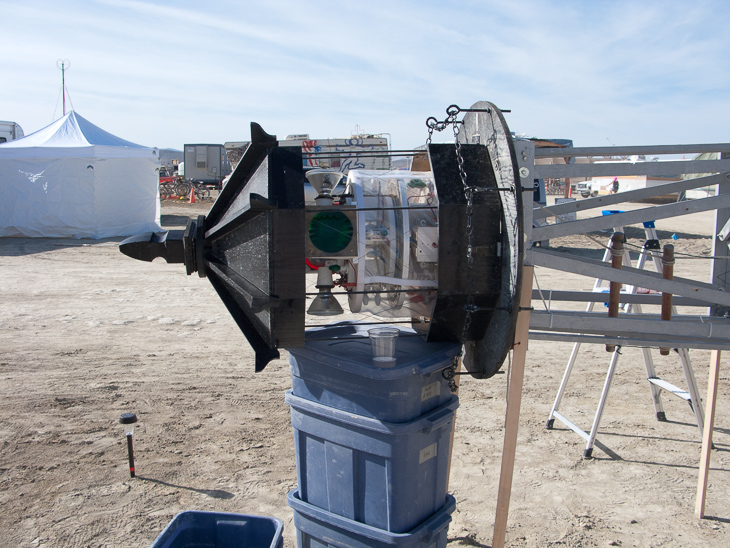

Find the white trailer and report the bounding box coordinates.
[183,144,232,189]
[278,134,390,172]
[0,121,24,143]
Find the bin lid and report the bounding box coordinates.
[289,322,460,380]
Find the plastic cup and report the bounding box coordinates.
[368,327,400,367]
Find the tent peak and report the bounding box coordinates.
[0,111,149,149]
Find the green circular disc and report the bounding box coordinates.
[309,212,353,253]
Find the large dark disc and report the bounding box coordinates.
[460,101,524,379]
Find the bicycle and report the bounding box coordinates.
[191,181,211,201]
[159,181,177,200]
[175,180,192,198]
[546,180,565,195]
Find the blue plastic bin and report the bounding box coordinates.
[286,390,458,533]
[288,489,455,548]
[289,323,460,422]
[150,510,284,548]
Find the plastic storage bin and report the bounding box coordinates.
[289,323,460,422]
[150,510,284,548]
[286,390,458,533]
[288,489,456,548]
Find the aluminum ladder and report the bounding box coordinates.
[545,220,705,458]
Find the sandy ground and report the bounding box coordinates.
[0,195,729,547]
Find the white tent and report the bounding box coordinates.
[0,111,161,238]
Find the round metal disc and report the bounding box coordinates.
[460,101,524,379]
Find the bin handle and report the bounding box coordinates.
[419,405,455,434]
[419,512,452,542]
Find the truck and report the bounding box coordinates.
[0,121,24,143]
[576,158,681,198]
[576,175,680,198]
[219,134,392,191]
[183,144,232,189]
[278,134,390,172]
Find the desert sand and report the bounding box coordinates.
[0,196,728,547]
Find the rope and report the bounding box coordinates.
[556,231,720,262]
[622,239,724,260]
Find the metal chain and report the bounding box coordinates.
[427,105,478,393]
[426,104,461,145]
[441,355,460,393]
[453,120,476,351]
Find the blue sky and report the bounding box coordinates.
[2,0,729,151]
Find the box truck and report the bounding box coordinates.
[183,144,232,189]
[278,134,390,171]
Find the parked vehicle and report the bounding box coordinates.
[183,144,231,189]
[278,134,390,171]
[575,181,596,198]
[0,121,24,143]
[576,175,679,198]
[158,166,177,184]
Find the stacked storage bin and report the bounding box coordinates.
[286,323,461,548]
[150,511,284,548]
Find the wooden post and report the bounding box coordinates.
[446,358,461,492]
[660,245,675,355]
[492,265,533,548]
[563,156,572,199]
[606,232,624,352]
[695,349,721,518]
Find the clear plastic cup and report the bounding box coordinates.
[368,327,400,367]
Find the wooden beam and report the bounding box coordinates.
[534,144,730,158]
[660,245,675,355]
[695,350,721,518]
[446,358,461,492]
[531,249,730,307]
[530,289,706,307]
[529,310,730,340]
[535,159,730,179]
[533,173,729,220]
[606,233,624,352]
[528,331,730,352]
[532,192,730,240]
[493,266,533,548]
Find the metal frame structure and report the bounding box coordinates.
[545,221,705,458]
[512,140,730,455]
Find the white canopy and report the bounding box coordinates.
[0,111,161,238]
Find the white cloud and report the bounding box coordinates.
[2,0,729,149]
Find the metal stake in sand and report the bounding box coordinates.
[119,413,138,478]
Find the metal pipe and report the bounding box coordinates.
[304,319,426,328]
[305,289,434,296]
[306,149,424,156]
[125,433,136,478]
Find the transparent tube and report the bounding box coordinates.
[344,170,439,323]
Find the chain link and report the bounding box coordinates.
[442,355,460,393]
[453,120,476,356]
[426,105,461,145]
[428,105,478,392]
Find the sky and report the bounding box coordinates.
[2,0,730,152]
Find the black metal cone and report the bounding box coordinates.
[119,123,306,373]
